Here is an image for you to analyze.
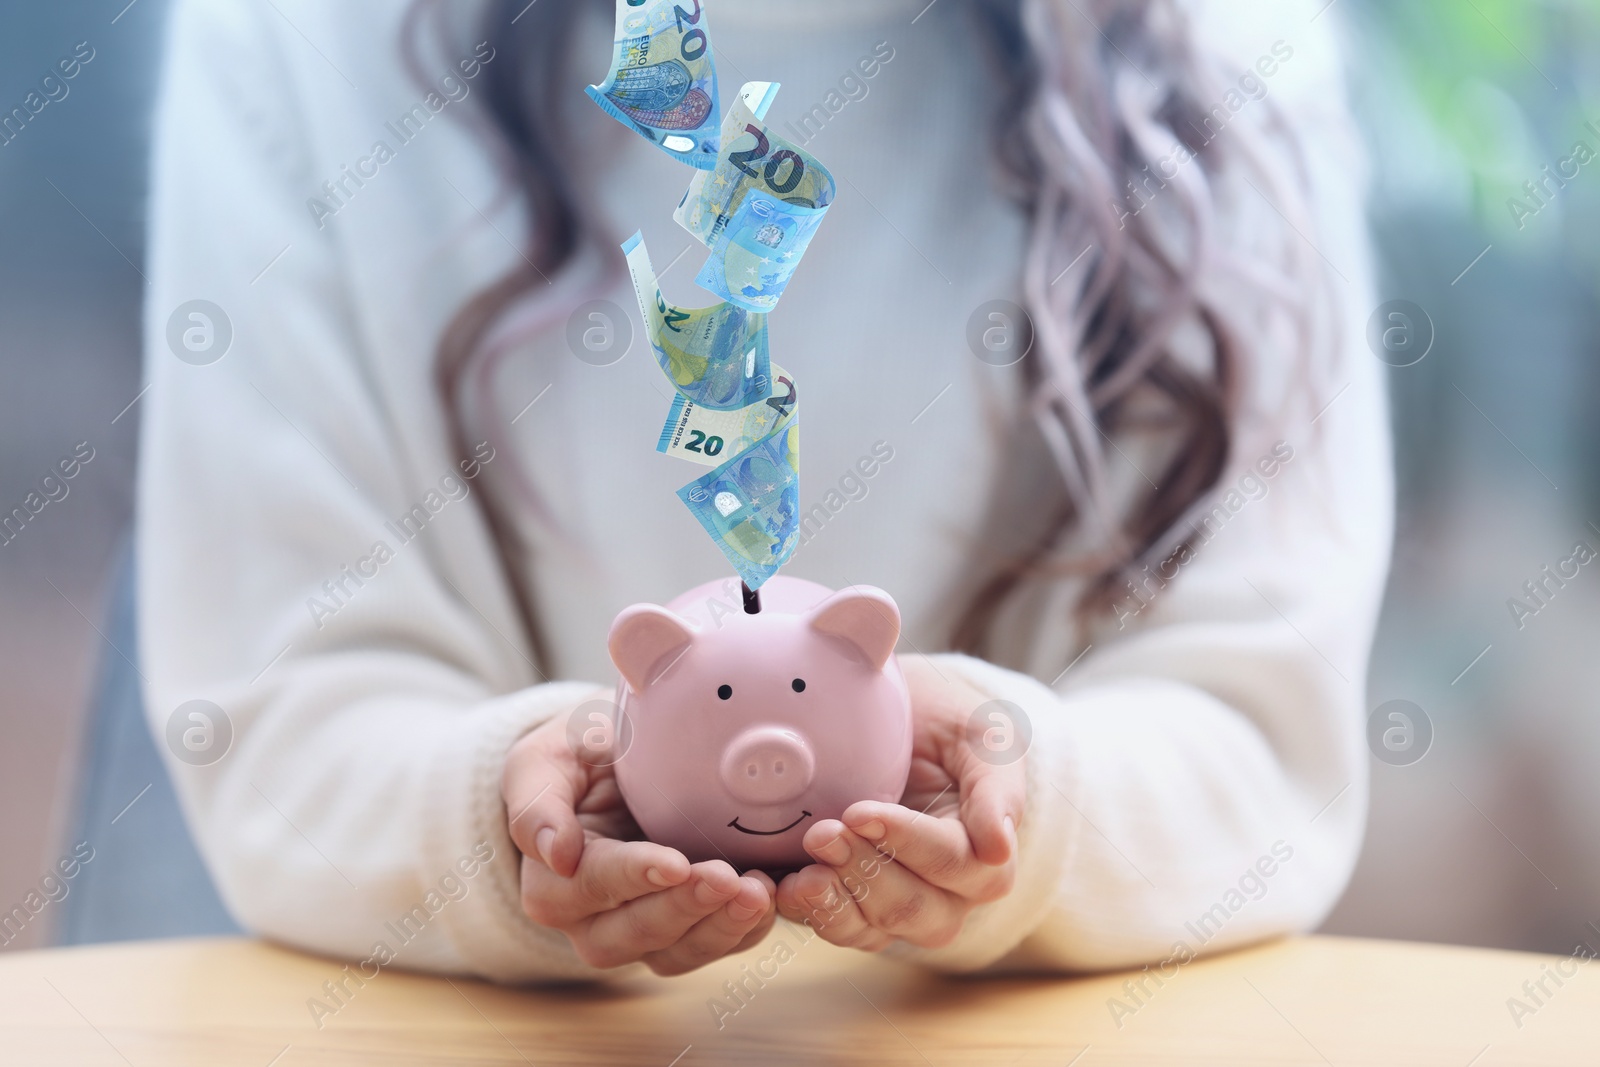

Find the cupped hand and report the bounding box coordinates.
[503,691,776,975]
[774,656,1024,950]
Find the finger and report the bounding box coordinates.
[900,654,1027,866]
[504,731,589,878]
[840,802,1011,902]
[520,836,690,930]
[775,865,891,952]
[643,873,776,976]
[950,742,1026,867]
[572,861,743,969]
[801,821,965,948]
[726,871,780,954]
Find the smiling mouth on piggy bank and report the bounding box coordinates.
[728,811,813,836]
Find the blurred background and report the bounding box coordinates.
[0,0,1595,955]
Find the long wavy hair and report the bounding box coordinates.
[406,0,1329,669]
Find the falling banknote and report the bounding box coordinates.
[585,0,721,169]
[658,364,796,466]
[623,231,772,410]
[677,417,801,589]
[675,82,836,313]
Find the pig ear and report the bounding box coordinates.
[806,587,900,670]
[608,606,699,692]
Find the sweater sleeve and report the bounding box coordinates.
[881,0,1393,974]
[137,0,613,981]
[890,387,1391,975]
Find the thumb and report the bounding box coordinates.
[503,718,591,878]
[953,737,1026,867]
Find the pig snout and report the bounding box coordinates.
[719,726,815,805]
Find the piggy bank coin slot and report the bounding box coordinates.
[741,580,761,614]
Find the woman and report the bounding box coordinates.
[140,0,1390,980]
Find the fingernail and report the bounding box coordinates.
[814,834,850,865]
[693,879,729,905]
[1003,815,1018,851]
[534,827,555,866]
[727,900,763,922]
[646,866,673,887]
[853,820,887,841]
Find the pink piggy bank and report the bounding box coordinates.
[607,576,912,870]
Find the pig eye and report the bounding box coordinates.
[791,678,806,693]
[717,684,732,700]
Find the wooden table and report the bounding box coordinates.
[0,933,1593,1065]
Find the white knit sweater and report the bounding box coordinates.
[138,0,1391,980]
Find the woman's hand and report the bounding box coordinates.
[503,690,776,975]
[774,656,1025,950]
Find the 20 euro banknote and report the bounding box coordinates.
[657,364,796,466]
[623,231,772,411]
[674,82,836,313]
[676,417,800,589]
[585,0,721,169]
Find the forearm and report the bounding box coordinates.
[148,647,613,982]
